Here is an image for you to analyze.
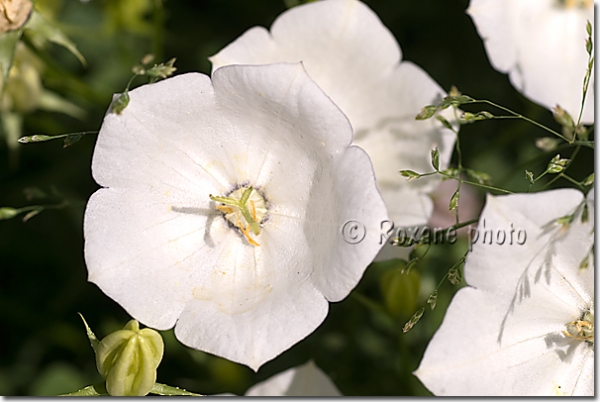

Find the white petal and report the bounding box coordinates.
[468,0,594,123]
[415,189,595,396]
[85,63,388,370]
[415,287,594,396]
[211,0,456,231]
[211,0,402,131]
[465,188,591,299]
[91,73,232,193]
[307,145,388,301]
[245,361,342,396]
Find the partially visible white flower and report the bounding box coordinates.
[244,360,342,396]
[84,63,388,371]
[468,0,594,124]
[415,188,594,396]
[210,0,456,239]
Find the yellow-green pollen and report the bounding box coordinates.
[209,186,267,246]
[563,309,594,345]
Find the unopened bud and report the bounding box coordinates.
[0,0,33,33]
[95,320,164,396]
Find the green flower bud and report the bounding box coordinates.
[0,207,18,220]
[95,320,164,396]
[380,263,420,321]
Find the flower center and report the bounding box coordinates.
[559,0,592,9]
[209,186,267,246]
[563,309,594,345]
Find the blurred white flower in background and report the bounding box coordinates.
[211,0,456,240]
[243,360,342,396]
[415,188,594,396]
[84,63,388,371]
[467,0,594,124]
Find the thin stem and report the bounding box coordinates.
[467,99,569,142]
[447,218,479,232]
[576,23,594,127]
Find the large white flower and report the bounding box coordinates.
[210,0,456,236]
[467,0,594,124]
[244,360,342,396]
[83,63,388,371]
[415,188,594,395]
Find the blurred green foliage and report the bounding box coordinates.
[0,0,593,396]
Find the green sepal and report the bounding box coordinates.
[59,382,108,396]
[150,382,203,396]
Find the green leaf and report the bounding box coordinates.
[586,21,593,55]
[24,11,86,66]
[449,188,459,211]
[581,203,589,223]
[525,170,534,184]
[0,29,22,95]
[78,313,99,352]
[399,169,421,181]
[460,111,494,123]
[579,254,590,270]
[109,91,130,115]
[430,147,440,171]
[465,168,491,185]
[555,214,574,227]
[448,266,461,285]
[440,167,459,179]
[551,105,574,131]
[150,383,202,396]
[443,94,474,106]
[546,154,570,174]
[22,208,41,222]
[37,90,86,120]
[60,382,108,396]
[582,172,594,186]
[415,105,437,120]
[402,307,425,333]
[146,57,177,79]
[436,115,453,131]
[63,134,83,148]
[426,290,438,310]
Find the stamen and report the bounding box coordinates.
[563,310,594,345]
[210,186,267,247]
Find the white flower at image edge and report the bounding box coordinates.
[467,0,594,124]
[210,0,456,241]
[243,360,341,396]
[415,188,594,396]
[83,63,388,370]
